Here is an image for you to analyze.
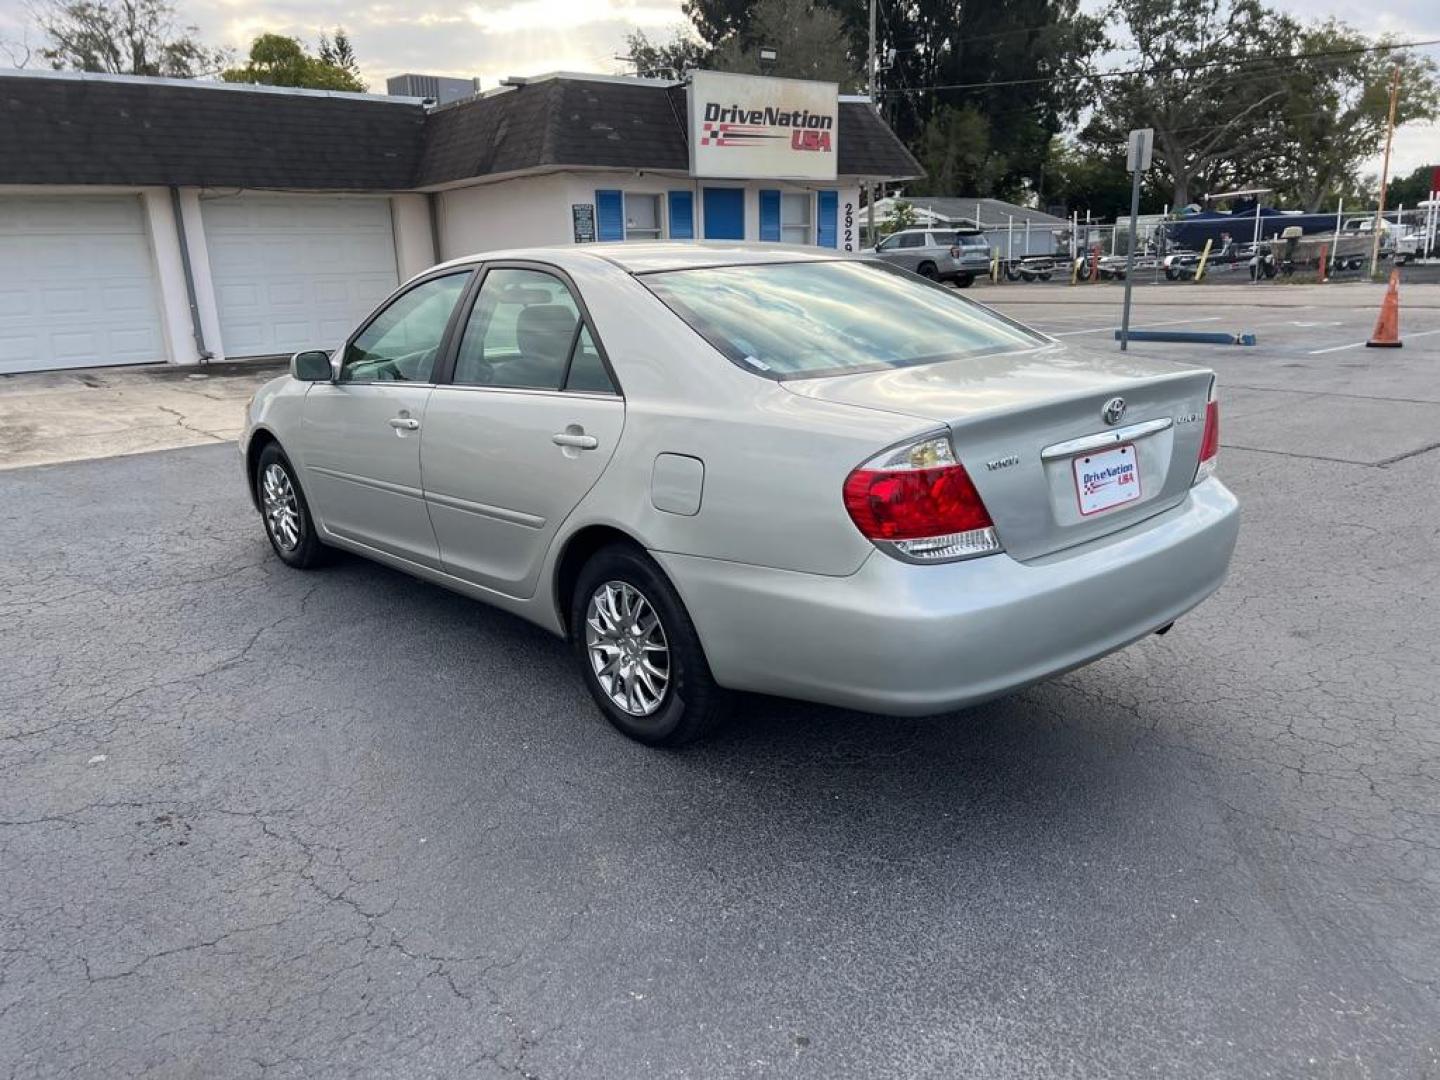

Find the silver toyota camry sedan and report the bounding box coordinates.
[240,243,1238,746]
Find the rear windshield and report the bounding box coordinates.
[642,259,1044,380]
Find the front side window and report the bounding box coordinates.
[625,193,662,240]
[453,267,610,392]
[896,232,926,249]
[340,273,468,383]
[780,193,812,245]
[643,259,1045,381]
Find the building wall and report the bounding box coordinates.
[2,172,865,369]
[438,171,864,258]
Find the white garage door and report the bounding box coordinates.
[0,196,167,374]
[202,195,398,358]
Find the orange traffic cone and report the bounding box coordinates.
[1366,269,1402,348]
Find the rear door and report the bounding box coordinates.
[300,270,473,567]
[420,264,624,598]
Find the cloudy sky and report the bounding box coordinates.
[1,0,1436,179]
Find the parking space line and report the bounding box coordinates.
[1053,316,1221,337]
[1308,328,1440,355]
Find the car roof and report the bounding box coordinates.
[430,241,851,278]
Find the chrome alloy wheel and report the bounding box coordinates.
[261,462,303,551]
[585,580,671,717]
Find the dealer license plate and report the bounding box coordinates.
[1073,443,1141,516]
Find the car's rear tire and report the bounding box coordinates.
[917,261,939,280]
[256,443,328,569]
[570,544,726,747]
[953,273,974,288]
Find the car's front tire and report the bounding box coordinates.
[255,443,328,569]
[570,544,725,747]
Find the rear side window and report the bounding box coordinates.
[644,260,1044,380]
[453,268,615,393]
[895,233,926,249]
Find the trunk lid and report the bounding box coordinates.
[782,342,1214,561]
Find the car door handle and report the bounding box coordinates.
[552,432,598,450]
[388,417,421,431]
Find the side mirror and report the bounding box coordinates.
[291,349,333,382]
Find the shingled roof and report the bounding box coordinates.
[0,70,426,190]
[0,70,921,191]
[416,79,920,186]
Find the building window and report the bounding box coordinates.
[625,193,662,240]
[781,193,813,245]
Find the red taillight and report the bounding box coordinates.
[843,436,1001,562]
[844,463,992,540]
[1194,397,1220,483]
[1199,399,1220,463]
[949,245,961,258]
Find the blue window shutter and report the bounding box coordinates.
[702,188,745,240]
[595,190,624,241]
[817,191,838,248]
[759,189,781,242]
[668,191,694,239]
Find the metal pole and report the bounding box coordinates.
[1332,197,1343,277]
[866,0,876,252]
[867,0,877,103]
[1007,215,1014,269]
[1370,66,1401,278]
[1119,162,1143,350]
[867,184,876,250]
[1253,201,1262,287]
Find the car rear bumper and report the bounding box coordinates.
[653,478,1239,716]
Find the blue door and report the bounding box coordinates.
[817,191,838,248]
[702,188,745,240]
[668,191,694,239]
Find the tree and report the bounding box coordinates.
[908,106,999,197]
[1089,0,1299,208]
[882,199,917,236]
[1263,25,1439,210]
[318,27,362,86]
[221,32,366,92]
[621,27,708,79]
[32,0,227,77]
[1386,164,1440,206]
[1040,137,1148,218]
[681,0,753,50]
[708,0,860,88]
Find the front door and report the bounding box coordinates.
[420,265,624,598]
[300,270,472,567]
[702,187,745,240]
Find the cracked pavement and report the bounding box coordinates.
[2,303,1439,1077]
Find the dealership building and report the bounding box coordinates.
[0,68,919,374]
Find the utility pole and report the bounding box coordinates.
[1370,65,1401,278]
[866,0,877,250]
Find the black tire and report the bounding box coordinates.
[1165,266,1179,281]
[1004,264,1020,281]
[1039,272,1053,281]
[570,544,726,747]
[953,273,974,288]
[917,261,939,280]
[255,442,328,569]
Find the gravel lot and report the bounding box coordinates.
[2,289,1438,1078]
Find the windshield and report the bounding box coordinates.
[642,259,1044,380]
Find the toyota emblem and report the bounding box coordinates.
[1102,397,1127,426]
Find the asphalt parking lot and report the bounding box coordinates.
[3,282,1438,1078]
